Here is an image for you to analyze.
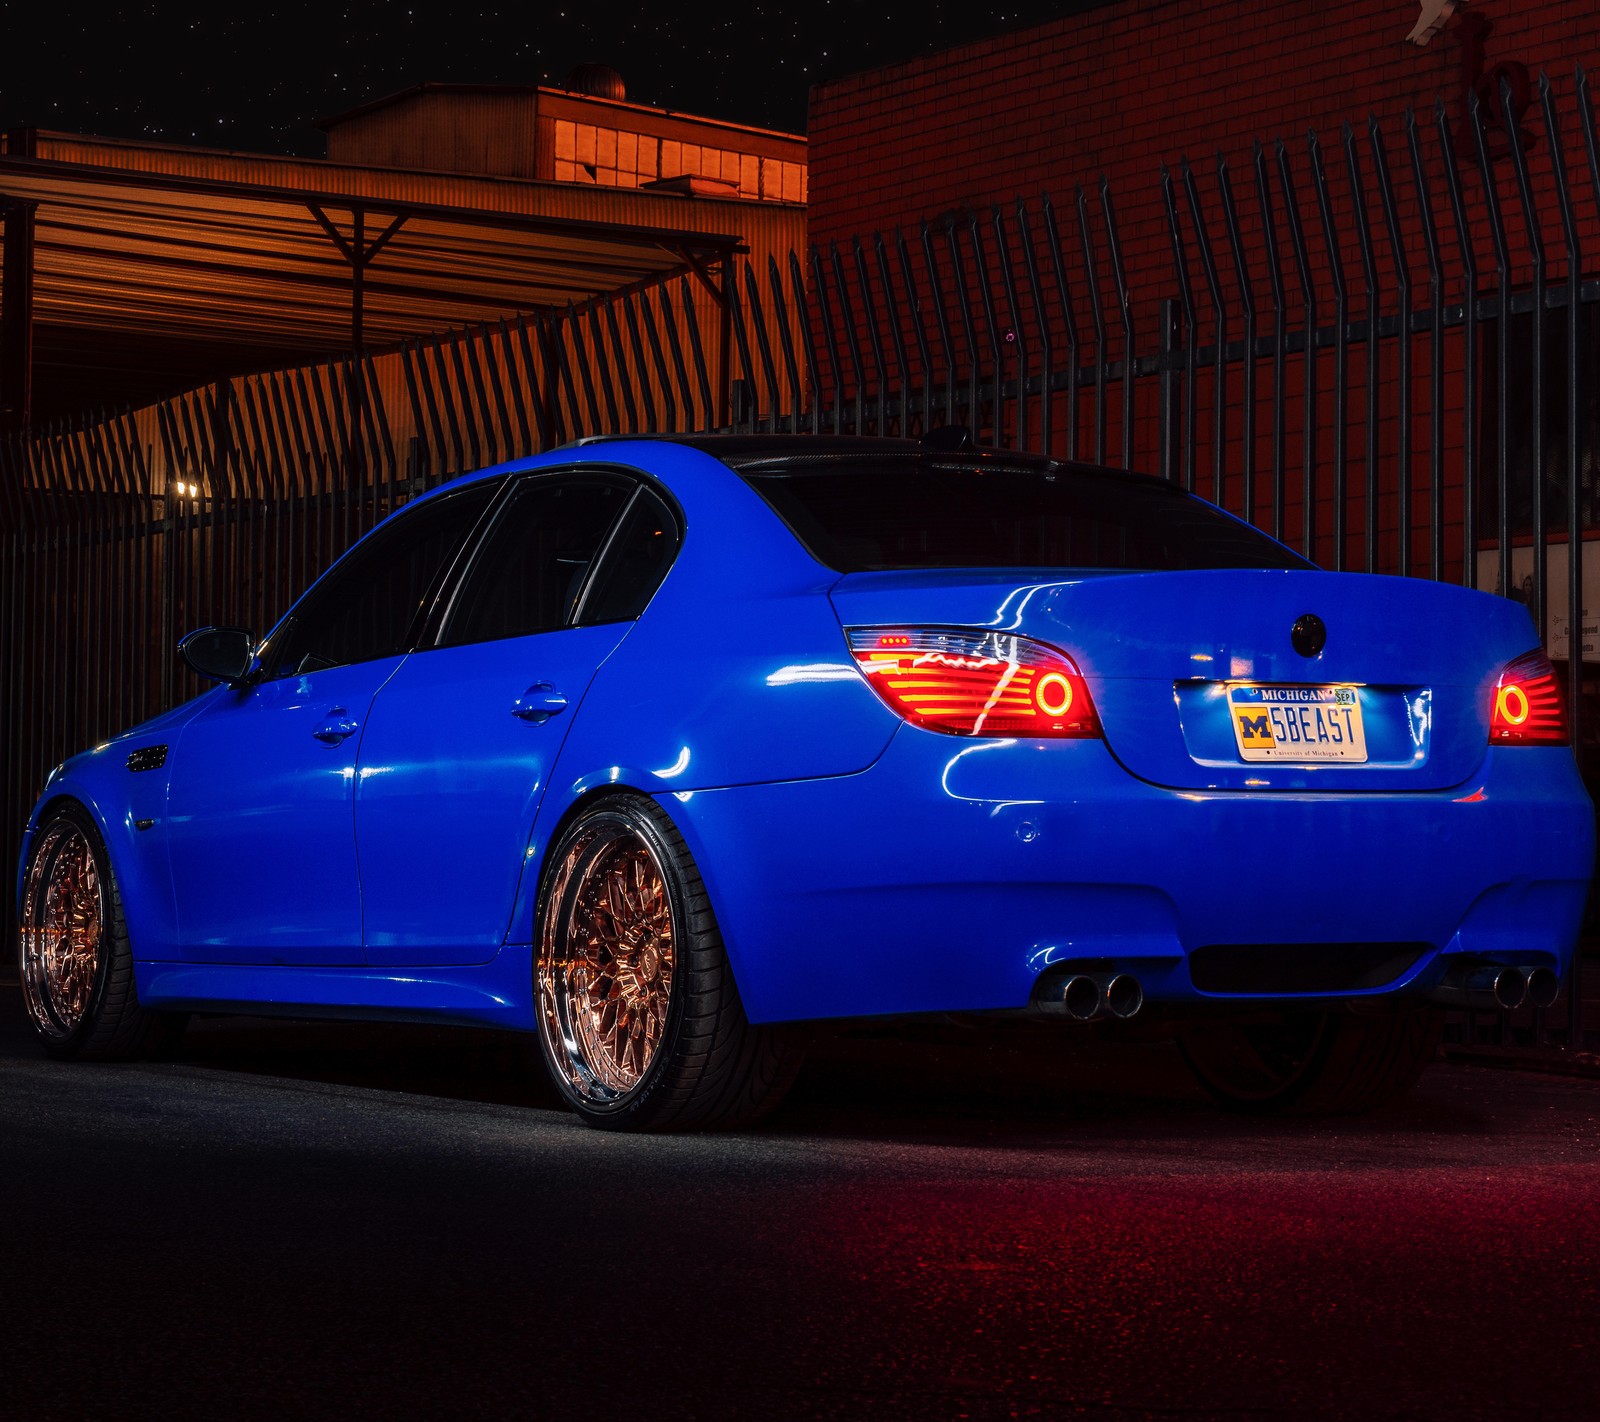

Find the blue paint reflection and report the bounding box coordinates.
[939,739,1018,801]
[765,662,859,685]
[655,746,691,778]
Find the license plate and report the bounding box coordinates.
[1228,684,1368,763]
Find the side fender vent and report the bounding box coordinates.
[126,744,168,773]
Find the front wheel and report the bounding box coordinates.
[19,802,186,1061]
[534,793,803,1132]
[1177,1005,1442,1115]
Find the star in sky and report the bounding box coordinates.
[0,0,1102,150]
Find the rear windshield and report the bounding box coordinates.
[739,458,1313,573]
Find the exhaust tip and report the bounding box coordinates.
[1062,974,1102,1022]
[1524,966,1560,1011]
[1104,973,1144,1020]
[1490,967,1527,1012]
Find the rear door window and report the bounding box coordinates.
[576,487,682,624]
[438,475,633,647]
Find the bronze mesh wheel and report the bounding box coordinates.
[534,794,803,1132]
[21,820,105,1043]
[537,818,677,1104]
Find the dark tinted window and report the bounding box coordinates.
[740,458,1312,572]
[440,477,630,646]
[577,488,681,624]
[270,482,496,676]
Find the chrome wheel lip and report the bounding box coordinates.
[536,816,677,1110]
[20,822,106,1042]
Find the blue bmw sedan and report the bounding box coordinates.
[16,436,1594,1129]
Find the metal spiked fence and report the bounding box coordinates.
[3,71,1600,1052]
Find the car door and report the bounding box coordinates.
[164,481,497,964]
[357,474,681,966]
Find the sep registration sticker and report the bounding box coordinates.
[1228,685,1368,763]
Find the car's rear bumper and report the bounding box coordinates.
[672,730,1594,1024]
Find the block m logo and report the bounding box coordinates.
[1238,713,1272,744]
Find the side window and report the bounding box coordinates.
[577,488,682,624]
[439,477,632,647]
[269,482,497,677]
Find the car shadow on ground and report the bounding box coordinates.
[0,981,1505,1150]
[136,1004,1501,1150]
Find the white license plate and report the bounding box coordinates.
[1228,684,1368,763]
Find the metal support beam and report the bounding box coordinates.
[1,199,36,432]
[351,208,365,353]
[718,258,733,429]
[661,241,741,428]
[307,203,409,353]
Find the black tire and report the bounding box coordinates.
[1177,1004,1442,1115]
[533,792,803,1132]
[18,800,187,1062]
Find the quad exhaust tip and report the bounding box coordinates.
[1103,973,1144,1020]
[1056,972,1144,1022]
[1428,964,1561,1013]
[1525,966,1560,1011]
[1487,967,1527,1012]
[1061,974,1102,1021]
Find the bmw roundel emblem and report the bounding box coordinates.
[1291,613,1327,658]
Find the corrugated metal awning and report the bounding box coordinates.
[0,153,745,416]
[0,154,743,344]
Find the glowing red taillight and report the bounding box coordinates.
[1489,649,1568,746]
[848,627,1101,738]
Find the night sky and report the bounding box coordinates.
[0,1,1095,152]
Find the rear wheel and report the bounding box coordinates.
[1177,1005,1441,1115]
[534,793,803,1132]
[19,802,186,1061]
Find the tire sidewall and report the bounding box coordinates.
[1178,1005,1437,1115]
[533,795,692,1129]
[1176,1010,1340,1113]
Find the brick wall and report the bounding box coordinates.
[809,0,1597,267]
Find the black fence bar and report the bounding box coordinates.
[875,234,913,440]
[1076,187,1108,466]
[1217,156,1256,521]
[1276,141,1318,561]
[968,213,1005,449]
[1015,200,1054,457]
[1042,195,1081,461]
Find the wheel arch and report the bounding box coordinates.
[508,776,754,1002]
[16,775,178,962]
[16,787,108,908]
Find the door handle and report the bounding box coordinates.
[511,683,568,724]
[312,707,360,745]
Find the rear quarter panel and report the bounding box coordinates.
[504,441,900,944]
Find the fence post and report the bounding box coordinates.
[1159,298,1181,484]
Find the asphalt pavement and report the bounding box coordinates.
[4,985,1600,1421]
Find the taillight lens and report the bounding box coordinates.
[1489,649,1568,745]
[847,627,1101,737]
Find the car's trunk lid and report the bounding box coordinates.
[829,568,1539,791]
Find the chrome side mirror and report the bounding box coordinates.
[178,627,255,686]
